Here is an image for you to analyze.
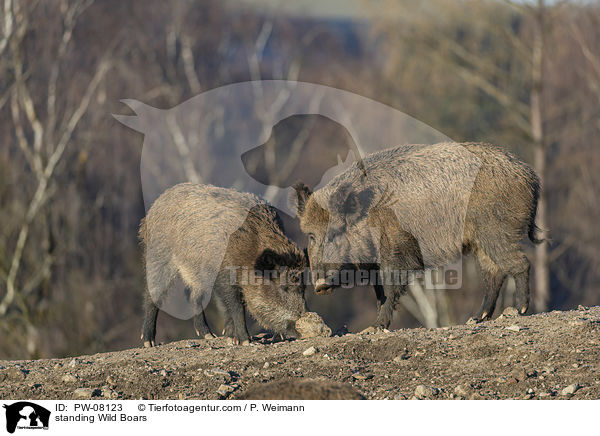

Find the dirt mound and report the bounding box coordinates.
[1,306,599,400]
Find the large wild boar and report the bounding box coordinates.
[139,183,310,346]
[294,142,541,328]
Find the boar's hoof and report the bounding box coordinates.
[143,340,155,348]
[466,316,488,325]
[229,337,251,346]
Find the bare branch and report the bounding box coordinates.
[0,58,110,316]
[181,34,202,95]
[48,0,95,139]
[453,63,532,136]
[166,112,201,184]
[10,91,43,178]
[0,0,13,56]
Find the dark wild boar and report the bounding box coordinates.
[140,183,308,346]
[237,379,365,400]
[294,142,541,329]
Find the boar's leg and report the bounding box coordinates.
[373,280,394,329]
[219,285,250,345]
[496,249,531,315]
[213,293,235,337]
[141,294,159,347]
[514,263,531,315]
[474,248,506,321]
[222,316,235,337]
[373,281,385,319]
[193,312,215,339]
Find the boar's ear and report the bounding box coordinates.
[293,182,313,216]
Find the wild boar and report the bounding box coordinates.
[294,142,541,328]
[140,183,309,346]
[237,379,365,400]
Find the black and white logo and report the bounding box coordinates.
[2,402,50,433]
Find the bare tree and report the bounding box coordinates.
[370,0,555,314]
[0,0,112,355]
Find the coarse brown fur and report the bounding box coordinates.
[295,142,541,328]
[140,183,307,346]
[237,378,365,400]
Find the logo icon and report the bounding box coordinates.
[2,402,50,433]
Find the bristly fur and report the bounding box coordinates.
[296,142,542,327]
[140,183,307,346]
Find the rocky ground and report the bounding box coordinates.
[1,306,599,400]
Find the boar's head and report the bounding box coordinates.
[249,249,308,337]
[294,181,383,295]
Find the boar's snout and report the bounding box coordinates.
[314,278,334,295]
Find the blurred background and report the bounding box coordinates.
[0,0,598,359]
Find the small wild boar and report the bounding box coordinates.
[295,142,541,328]
[140,183,308,346]
[237,379,365,400]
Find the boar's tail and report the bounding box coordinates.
[528,177,545,244]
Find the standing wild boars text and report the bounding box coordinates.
[140,183,309,346]
[294,142,541,328]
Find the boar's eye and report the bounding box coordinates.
[307,234,316,245]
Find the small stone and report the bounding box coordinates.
[302,346,317,356]
[414,385,439,399]
[62,374,77,383]
[454,384,472,397]
[106,375,116,387]
[561,383,581,396]
[539,392,551,398]
[352,372,373,381]
[577,305,587,311]
[502,307,519,317]
[466,317,477,325]
[204,368,230,378]
[159,369,168,377]
[393,393,407,400]
[73,388,94,399]
[505,325,521,332]
[216,384,235,397]
[295,312,332,338]
[101,387,114,398]
[68,358,80,368]
[4,367,27,380]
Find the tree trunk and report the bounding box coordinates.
[531,0,550,312]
